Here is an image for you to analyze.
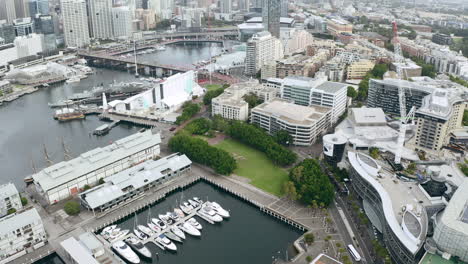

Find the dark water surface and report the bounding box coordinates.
[115,181,303,264]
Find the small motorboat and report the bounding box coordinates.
[152,218,167,229]
[179,222,201,237]
[148,222,160,233]
[125,237,152,259]
[180,202,193,214]
[169,212,179,221]
[170,226,186,239]
[155,234,177,251]
[207,201,230,218]
[109,229,129,241]
[187,218,203,230]
[112,241,140,264]
[198,205,223,223]
[159,213,175,225]
[188,199,199,208]
[66,76,81,84]
[101,225,117,235]
[174,208,185,218]
[164,231,183,243]
[137,225,153,237]
[134,229,148,240]
[193,197,203,204]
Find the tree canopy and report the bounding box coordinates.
[289,159,335,206]
[274,130,293,146]
[64,201,81,216]
[175,102,201,125]
[347,86,357,99]
[242,93,263,109]
[169,134,236,175]
[227,121,297,166]
[203,88,225,105]
[185,118,212,135]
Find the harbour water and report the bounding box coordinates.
[0,43,222,188]
[114,181,303,264]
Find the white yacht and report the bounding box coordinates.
[188,199,199,208]
[109,229,129,241]
[137,225,153,237]
[152,218,167,229]
[125,237,152,259]
[199,205,223,223]
[159,213,175,225]
[112,241,141,264]
[187,218,203,230]
[174,208,185,218]
[155,234,177,251]
[179,222,201,237]
[66,76,81,84]
[101,225,117,235]
[180,202,194,214]
[134,229,148,240]
[193,197,203,204]
[207,201,230,218]
[148,222,160,233]
[156,45,166,51]
[170,226,186,239]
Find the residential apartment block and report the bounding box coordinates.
[0,208,46,264]
[61,0,90,47]
[251,98,332,146]
[245,31,283,76]
[347,60,375,79]
[0,183,22,217]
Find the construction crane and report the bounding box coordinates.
[392,21,415,165]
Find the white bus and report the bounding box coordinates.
[347,244,362,262]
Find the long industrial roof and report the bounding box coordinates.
[32,130,161,192]
[81,154,191,209]
[0,208,42,237]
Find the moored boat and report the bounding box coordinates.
[112,241,140,264]
[187,218,202,230]
[179,222,201,237]
[125,237,152,259]
[155,234,177,251]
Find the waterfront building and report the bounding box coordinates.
[0,208,46,264]
[89,0,114,40]
[0,0,16,23]
[245,31,283,76]
[112,6,133,39]
[0,21,15,44]
[61,0,90,48]
[60,237,100,264]
[432,33,452,46]
[32,130,161,204]
[0,183,23,217]
[347,151,430,264]
[326,18,352,37]
[14,33,44,58]
[346,60,375,80]
[80,153,191,213]
[0,80,12,94]
[28,0,49,16]
[432,179,468,263]
[251,98,332,146]
[0,43,18,66]
[266,75,347,124]
[262,0,280,38]
[13,17,34,36]
[413,89,466,152]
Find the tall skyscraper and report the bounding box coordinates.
[262,0,280,38]
[60,0,90,47]
[34,14,57,52]
[112,6,132,38]
[280,0,287,17]
[15,0,30,18]
[219,0,231,13]
[0,21,15,43]
[29,0,49,16]
[89,0,113,39]
[0,0,17,23]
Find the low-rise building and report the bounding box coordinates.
[390,60,422,78]
[327,18,353,37]
[32,130,161,204]
[251,98,332,146]
[0,183,22,217]
[80,153,191,213]
[432,33,452,46]
[60,237,100,264]
[347,60,375,80]
[0,208,46,264]
[0,80,12,94]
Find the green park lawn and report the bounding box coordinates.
[204,84,223,91]
[214,139,288,196]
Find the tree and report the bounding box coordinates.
[289,159,335,206]
[64,201,81,216]
[283,181,299,200]
[20,196,28,206]
[83,184,91,191]
[243,93,263,108]
[98,178,105,184]
[371,64,388,79]
[274,130,293,146]
[203,88,224,105]
[369,147,379,159]
[347,86,357,99]
[175,102,201,125]
[305,256,313,262]
[185,118,212,135]
[304,233,315,245]
[7,208,16,215]
[212,114,230,132]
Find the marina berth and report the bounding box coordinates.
[187,217,203,230]
[155,234,177,251]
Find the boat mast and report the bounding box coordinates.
[43,143,53,166]
[133,39,139,77]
